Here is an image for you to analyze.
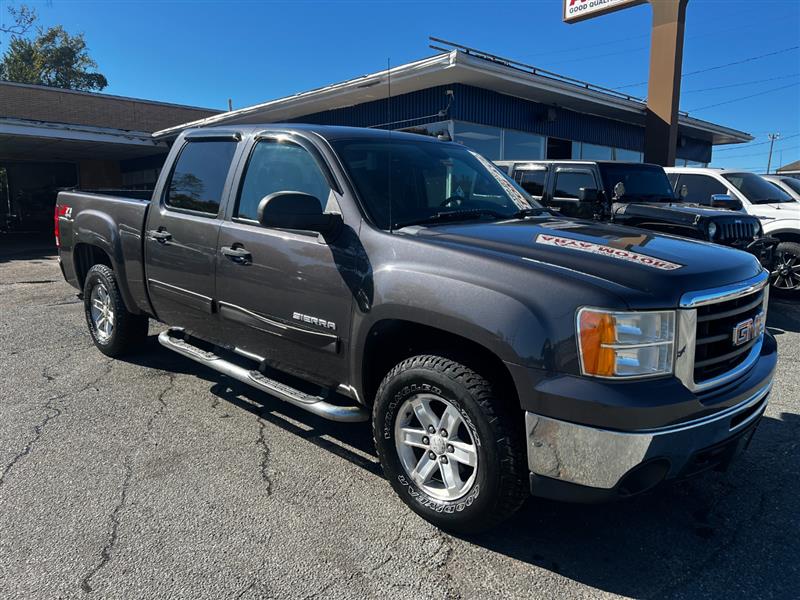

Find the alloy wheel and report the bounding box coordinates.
[394,393,478,501]
[772,250,800,290]
[89,282,115,341]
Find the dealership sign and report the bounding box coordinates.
[563,0,647,23]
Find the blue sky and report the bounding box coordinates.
[7,0,800,171]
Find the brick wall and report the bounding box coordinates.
[0,82,220,132]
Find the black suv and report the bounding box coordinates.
[497,160,775,268]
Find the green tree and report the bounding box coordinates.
[0,3,36,39]
[0,25,108,91]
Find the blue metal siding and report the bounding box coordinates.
[288,84,711,163]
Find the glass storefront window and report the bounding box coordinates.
[503,130,545,160]
[453,122,502,160]
[571,142,616,160]
[580,143,614,160]
[615,148,643,162]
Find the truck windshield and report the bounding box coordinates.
[597,163,676,202]
[723,172,794,204]
[332,138,538,230]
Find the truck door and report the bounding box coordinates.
[548,166,598,219]
[215,134,355,387]
[144,135,240,342]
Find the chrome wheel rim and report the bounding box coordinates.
[89,283,114,341]
[772,250,800,290]
[394,393,478,501]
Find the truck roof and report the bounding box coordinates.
[181,123,451,144]
[495,159,664,168]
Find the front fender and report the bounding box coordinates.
[349,267,555,392]
[760,221,800,238]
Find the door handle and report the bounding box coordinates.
[221,245,252,264]
[147,229,172,243]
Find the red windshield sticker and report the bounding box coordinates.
[534,234,683,271]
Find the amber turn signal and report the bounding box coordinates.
[578,310,617,376]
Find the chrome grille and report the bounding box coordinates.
[693,287,766,383]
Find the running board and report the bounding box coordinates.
[158,329,369,422]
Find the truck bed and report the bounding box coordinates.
[56,190,154,316]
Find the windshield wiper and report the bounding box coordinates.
[393,209,509,230]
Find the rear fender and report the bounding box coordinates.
[73,209,142,314]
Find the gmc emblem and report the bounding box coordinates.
[732,312,765,347]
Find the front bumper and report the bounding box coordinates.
[525,379,770,502]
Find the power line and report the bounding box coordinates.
[716,145,799,160]
[683,73,799,94]
[614,45,799,89]
[546,45,648,67]
[523,7,783,61]
[714,132,800,152]
[687,81,799,112]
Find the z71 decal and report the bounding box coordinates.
[535,234,683,271]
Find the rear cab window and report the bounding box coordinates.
[165,140,238,216]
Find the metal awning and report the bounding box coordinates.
[152,49,752,146]
[0,118,168,161]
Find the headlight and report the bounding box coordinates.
[707,222,717,239]
[577,309,676,378]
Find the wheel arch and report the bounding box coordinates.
[359,318,521,412]
[769,230,800,244]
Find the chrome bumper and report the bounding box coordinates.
[525,380,772,491]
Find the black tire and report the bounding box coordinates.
[83,264,148,357]
[771,241,800,297]
[372,354,528,534]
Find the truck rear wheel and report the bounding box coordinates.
[772,241,800,297]
[83,264,148,357]
[372,354,528,533]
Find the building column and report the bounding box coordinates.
[643,0,688,167]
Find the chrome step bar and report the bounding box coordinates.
[158,329,369,423]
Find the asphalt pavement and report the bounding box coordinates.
[1,235,798,599]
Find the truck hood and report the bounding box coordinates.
[613,201,753,224]
[745,200,800,220]
[406,217,763,305]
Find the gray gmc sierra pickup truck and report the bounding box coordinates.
[55,125,777,533]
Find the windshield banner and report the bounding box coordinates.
[534,234,684,270]
[470,151,531,210]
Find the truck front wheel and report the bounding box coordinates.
[372,354,528,533]
[772,241,800,297]
[83,264,148,357]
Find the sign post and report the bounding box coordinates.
[563,0,689,167]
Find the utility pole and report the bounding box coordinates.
[766,133,780,174]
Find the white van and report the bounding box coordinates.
[665,167,800,296]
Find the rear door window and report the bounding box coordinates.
[165,140,238,215]
[553,170,596,199]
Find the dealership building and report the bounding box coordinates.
[1,45,752,231]
[0,81,219,230]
